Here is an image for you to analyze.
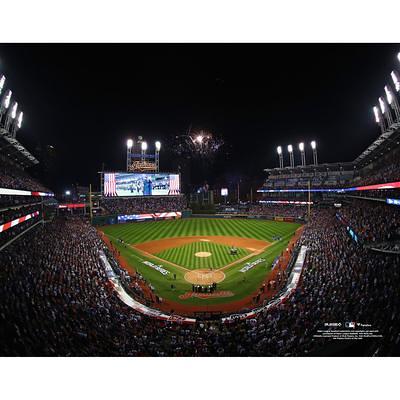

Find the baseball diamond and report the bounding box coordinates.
[99,218,301,313]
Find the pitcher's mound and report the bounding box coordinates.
[195,251,212,258]
[184,269,225,284]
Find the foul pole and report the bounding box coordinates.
[89,184,93,222]
[308,180,311,220]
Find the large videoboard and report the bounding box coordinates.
[103,172,180,197]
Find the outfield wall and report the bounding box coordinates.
[92,211,183,226]
[192,213,304,223]
[93,211,304,226]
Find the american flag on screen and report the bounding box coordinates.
[104,173,117,196]
[168,174,180,195]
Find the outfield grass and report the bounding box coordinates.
[99,218,301,307]
[156,241,250,270]
[101,218,299,244]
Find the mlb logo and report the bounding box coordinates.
[345,321,356,328]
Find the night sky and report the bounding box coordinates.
[0,44,399,194]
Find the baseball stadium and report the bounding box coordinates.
[0,44,400,358]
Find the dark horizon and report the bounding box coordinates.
[1,43,399,193]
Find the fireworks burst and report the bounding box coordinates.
[173,129,224,159]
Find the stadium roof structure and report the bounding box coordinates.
[354,125,400,168]
[265,125,400,174]
[0,127,39,168]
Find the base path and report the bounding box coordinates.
[184,269,226,284]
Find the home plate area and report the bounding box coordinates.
[184,269,226,284]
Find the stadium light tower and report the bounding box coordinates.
[0,86,8,124]
[277,146,283,169]
[0,75,5,95]
[373,106,385,134]
[11,101,18,119]
[3,89,11,109]
[299,142,306,166]
[11,109,23,138]
[379,96,394,128]
[141,141,147,162]
[155,141,161,172]
[5,101,17,131]
[385,85,400,123]
[311,140,318,165]
[17,111,23,129]
[391,71,400,92]
[287,144,294,168]
[126,139,133,171]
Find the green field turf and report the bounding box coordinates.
[99,218,301,307]
[156,241,250,270]
[101,218,298,244]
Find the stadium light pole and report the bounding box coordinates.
[299,142,306,166]
[391,71,400,92]
[155,141,161,172]
[0,75,5,96]
[2,89,11,109]
[126,139,133,172]
[379,96,394,129]
[373,106,385,134]
[5,101,17,131]
[17,111,23,129]
[277,146,283,168]
[11,110,23,138]
[311,141,318,165]
[385,85,400,124]
[1,90,12,125]
[141,141,147,162]
[287,144,294,168]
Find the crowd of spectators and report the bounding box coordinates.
[346,189,400,200]
[0,204,41,225]
[0,194,44,208]
[337,199,400,243]
[248,203,307,219]
[1,200,399,356]
[0,158,50,192]
[0,210,41,247]
[101,195,187,215]
[354,157,400,187]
